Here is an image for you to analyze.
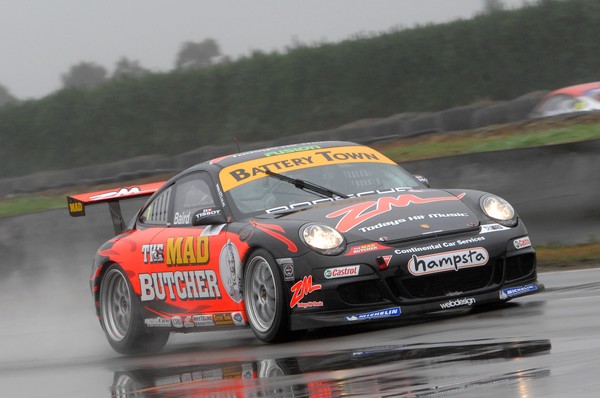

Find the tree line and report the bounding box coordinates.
[1,0,599,179]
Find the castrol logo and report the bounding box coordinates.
[324,265,360,279]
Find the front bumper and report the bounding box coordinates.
[290,280,544,330]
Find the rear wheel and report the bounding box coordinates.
[244,250,291,342]
[99,264,169,354]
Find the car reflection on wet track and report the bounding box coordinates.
[111,339,551,397]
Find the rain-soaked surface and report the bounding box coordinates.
[1,265,599,397]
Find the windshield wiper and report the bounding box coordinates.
[260,169,349,199]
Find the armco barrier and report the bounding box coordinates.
[0,91,548,197]
[401,139,600,245]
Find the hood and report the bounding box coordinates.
[275,189,479,243]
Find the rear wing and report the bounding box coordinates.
[67,181,166,234]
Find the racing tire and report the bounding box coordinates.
[99,264,170,354]
[244,250,291,342]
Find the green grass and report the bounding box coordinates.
[378,123,600,162]
[0,195,66,218]
[536,242,600,268]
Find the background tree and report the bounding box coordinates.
[0,84,17,107]
[483,0,506,13]
[175,38,220,70]
[61,62,108,89]
[112,57,150,79]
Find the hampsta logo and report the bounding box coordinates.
[408,247,489,276]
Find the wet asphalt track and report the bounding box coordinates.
[1,266,599,397]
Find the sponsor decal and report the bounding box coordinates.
[139,270,222,302]
[232,312,245,326]
[346,307,401,322]
[499,284,538,300]
[90,187,141,201]
[212,313,234,326]
[173,211,191,225]
[441,236,485,248]
[216,183,226,208]
[219,146,396,191]
[345,243,390,256]
[265,187,412,214]
[193,314,214,327]
[290,276,322,308]
[440,297,476,309]
[427,212,470,218]
[296,301,324,309]
[394,236,486,255]
[183,315,195,328]
[358,218,406,232]
[141,244,164,264]
[276,258,295,282]
[219,240,243,303]
[251,221,298,252]
[327,193,466,233]
[324,265,360,279]
[264,145,322,157]
[144,317,172,328]
[480,223,510,234]
[193,208,222,224]
[408,247,489,276]
[513,236,532,250]
[166,236,209,266]
[67,199,84,215]
[172,316,184,328]
[381,255,392,267]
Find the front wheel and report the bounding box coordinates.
[244,250,290,342]
[99,264,169,354]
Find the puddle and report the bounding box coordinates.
[111,339,551,397]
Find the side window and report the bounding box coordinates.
[172,173,216,226]
[140,187,172,225]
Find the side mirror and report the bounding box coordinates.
[414,175,430,188]
[192,208,227,226]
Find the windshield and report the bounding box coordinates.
[226,162,420,215]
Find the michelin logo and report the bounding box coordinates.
[499,284,538,300]
[346,307,401,322]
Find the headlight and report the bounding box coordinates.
[300,224,345,255]
[480,195,517,226]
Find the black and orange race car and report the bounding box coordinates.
[68,141,543,354]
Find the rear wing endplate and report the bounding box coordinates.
[67,181,165,234]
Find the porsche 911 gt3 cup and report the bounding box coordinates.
[68,141,543,354]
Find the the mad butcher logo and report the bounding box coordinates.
[327,193,465,232]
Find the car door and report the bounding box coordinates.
[145,171,246,328]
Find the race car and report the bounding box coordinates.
[67,141,543,354]
[530,81,600,118]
